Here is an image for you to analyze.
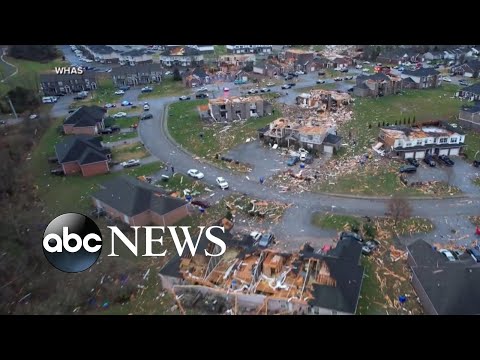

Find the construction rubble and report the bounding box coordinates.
[225,195,290,223]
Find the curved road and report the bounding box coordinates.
[0,48,18,83]
[137,90,480,247]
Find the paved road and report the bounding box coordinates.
[0,47,18,83]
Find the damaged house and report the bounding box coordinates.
[261,117,342,154]
[159,46,204,68]
[183,67,210,88]
[458,103,480,131]
[284,49,315,72]
[400,68,441,89]
[296,89,352,111]
[451,60,480,78]
[208,96,272,122]
[353,73,403,98]
[378,121,466,159]
[159,227,364,315]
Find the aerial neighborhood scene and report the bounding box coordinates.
[1,44,480,315]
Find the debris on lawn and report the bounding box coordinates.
[224,196,290,223]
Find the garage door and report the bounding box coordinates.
[404,152,414,159]
[414,151,425,159]
[439,149,449,156]
[449,148,460,156]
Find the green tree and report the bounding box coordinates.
[8,45,59,62]
[173,67,182,81]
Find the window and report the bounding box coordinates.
[439,138,448,144]
[58,81,63,86]
[450,137,457,143]
[308,135,313,140]
[416,140,423,145]
[405,142,412,147]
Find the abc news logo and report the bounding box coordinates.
[43,213,227,273]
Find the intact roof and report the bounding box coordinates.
[462,82,480,95]
[407,239,480,315]
[111,63,163,76]
[456,60,480,72]
[64,106,106,127]
[86,45,117,55]
[357,73,391,82]
[402,68,439,77]
[92,175,187,217]
[324,133,343,145]
[461,103,480,113]
[39,71,97,82]
[55,135,108,164]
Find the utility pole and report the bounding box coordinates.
[5,96,18,119]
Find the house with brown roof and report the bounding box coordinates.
[55,135,111,177]
[63,106,107,136]
[92,176,191,226]
[182,67,210,88]
[111,63,163,86]
[353,73,403,98]
[400,68,441,89]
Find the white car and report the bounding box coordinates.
[216,177,229,190]
[84,59,93,63]
[295,70,305,75]
[316,79,326,84]
[442,77,452,82]
[121,159,140,168]
[197,87,208,92]
[250,231,262,242]
[105,103,116,108]
[355,64,363,69]
[281,84,291,89]
[300,153,307,161]
[266,82,275,87]
[29,114,38,120]
[187,169,204,179]
[223,87,230,91]
[113,112,127,118]
[143,104,150,111]
[298,148,309,155]
[440,249,456,261]
[114,90,125,95]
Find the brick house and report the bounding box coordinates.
[284,49,315,72]
[63,106,106,136]
[111,63,163,87]
[183,67,210,88]
[208,96,272,122]
[159,46,204,68]
[458,103,480,131]
[353,73,403,98]
[407,239,480,315]
[305,57,330,72]
[55,135,111,177]
[457,83,480,101]
[451,60,480,78]
[400,68,441,89]
[92,176,191,226]
[40,71,97,96]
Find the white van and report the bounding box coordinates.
[42,96,58,104]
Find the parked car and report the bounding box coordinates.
[284,75,293,81]
[216,177,229,190]
[303,154,314,164]
[334,77,343,81]
[196,93,208,99]
[438,155,454,166]
[113,112,127,118]
[459,80,470,86]
[258,233,274,248]
[406,158,419,167]
[439,249,456,261]
[50,167,65,176]
[141,86,153,93]
[119,86,130,91]
[339,68,349,73]
[281,84,291,89]
[105,103,116,108]
[0,120,6,125]
[29,114,38,120]
[179,95,191,101]
[101,127,113,134]
[260,88,271,93]
[114,90,125,95]
[234,79,247,85]
[191,200,210,208]
[141,113,153,120]
[316,79,326,84]
[187,169,204,179]
[295,70,305,75]
[121,159,140,168]
[474,160,480,168]
[288,72,298,77]
[466,247,480,262]
[355,65,363,69]
[121,100,132,106]
[143,104,150,111]
[111,125,121,132]
[362,239,380,255]
[287,83,296,87]
[248,88,259,94]
[442,77,452,82]
[318,71,326,76]
[424,155,436,167]
[399,165,417,173]
[344,76,354,80]
[223,87,230,92]
[340,231,363,243]
[300,152,307,162]
[250,231,262,243]
[266,82,275,87]
[286,156,300,166]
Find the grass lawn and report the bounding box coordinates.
[464,129,480,162]
[0,56,66,95]
[112,115,139,128]
[69,77,118,108]
[106,106,140,116]
[342,84,463,157]
[295,82,338,93]
[311,213,433,315]
[111,142,149,162]
[138,78,187,100]
[102,131,138,143]
[168,99,282,161]
[214,45,227,56]
[123,161,165,177]
[473,177,480,187]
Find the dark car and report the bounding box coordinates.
[466,248,480,262]
[362,239,380,255]
[284,75,293,80]
[339,68,349,73]
[119,86,130,91]
[406,158,419,167]
[195,93,208,99]
[50,167,65,176]
[111,125,121,132]
[141,113,153,120]
[286,156,300,166]
[191,200,210,208]
[474,160,480,168]
[399,165,417,173]
[68,109,76,113]
[318,71,326,76]
[258,233,274,248]
[288,72,298,77]
[101,127,113,134]
[179,96,191,101]
[287,83,296,87]
[340,231,363,243]
[438,155,454,166]
[424,155,436,167]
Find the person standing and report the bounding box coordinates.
[171,166,175,174]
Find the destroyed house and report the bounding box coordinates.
[183,67,210,88]
[92,176,191,227]
[296,90,352,111]
[208,96,272,122]
[458,103,480,131]
[407,239,480,315]
[159,46,204,67]
[379,121,466,159]
[159,229,364,315]
[353,73,403,98]
[63,105,106,136]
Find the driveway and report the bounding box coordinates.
[50,95,75,118]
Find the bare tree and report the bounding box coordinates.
[387,195,412,226]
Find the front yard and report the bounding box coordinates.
[138,78,187,100]
[311,213,434,315]
[111,142,149,162]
